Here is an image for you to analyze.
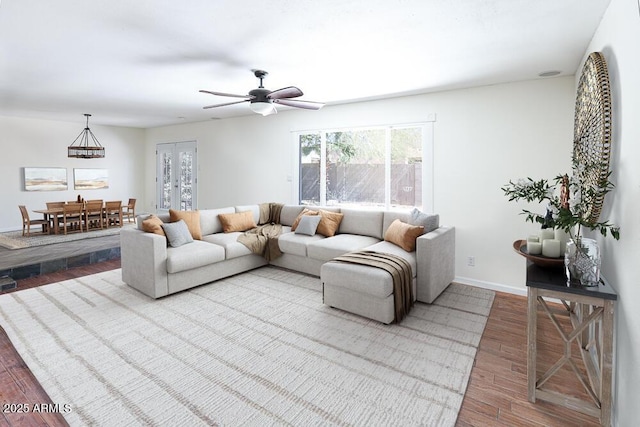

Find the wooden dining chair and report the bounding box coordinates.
[18,205,49,236]
[122,198,136,223]
[61,202,84,234]
[44,201,66,234]
[84,200,104,230]
[104,200,123,228]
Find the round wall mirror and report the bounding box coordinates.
[573,51,613,224]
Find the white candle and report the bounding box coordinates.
[539,229,555,242]
[554,229,569,254]
[527,241,542,255]
[527,235,540,243]
[542,239,561,258]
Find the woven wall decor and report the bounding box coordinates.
[573,51,612,224]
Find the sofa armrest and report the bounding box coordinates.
[120,228,169,298]
[416,226,455,303]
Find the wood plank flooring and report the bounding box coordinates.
[0,260,602,426]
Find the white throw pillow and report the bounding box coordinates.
[294,215,322,236]
[161,220,194,247]
[409,208,439,234]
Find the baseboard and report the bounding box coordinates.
[454,276,527,297]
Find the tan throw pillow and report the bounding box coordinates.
[142,215,165,236]
[291,208,319,231]
[218,210,257,233]
[384,219,424,252]
[317,210,344,237]
[169,209,202,240]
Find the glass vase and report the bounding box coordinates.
[564,237,601,287]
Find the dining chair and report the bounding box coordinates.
[44,201,66,234]
[18,205,49,236]
[61,202,84,234]
[84,200,104,230]
[104,200,123,228]
[122,198,136,223]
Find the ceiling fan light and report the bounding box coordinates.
[250,101,275,116]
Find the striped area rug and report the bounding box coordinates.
[0,267,494,426]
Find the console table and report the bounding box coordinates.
[526,261,616,426]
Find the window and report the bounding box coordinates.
[297,124,431,210]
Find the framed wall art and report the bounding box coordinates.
[23,167,68,191]
[73,168,109,190]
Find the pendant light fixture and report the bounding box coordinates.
[68,113,105,158]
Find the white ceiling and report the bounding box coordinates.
[0,0,611,128]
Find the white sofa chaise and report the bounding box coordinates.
[120,204,455,319]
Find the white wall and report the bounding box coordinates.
[145,76,575,294]
[583,0,640,424]
[0,115,146,231]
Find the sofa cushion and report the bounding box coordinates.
[317,210,344,237]
[202,232,252,259]
[384,219,424,252]
[364,240,418,278]
[169,209,202,240]
[200,207,235,235]
[218,211,257,233]
[277,232,325,257]
[142,215,165,236]
[162,220,194,248]
[166,240,225,274]
[408,208,439,234]
[321,261,395,299]
[338,208,384,239]
[280,205,305,227]
[307,234,380,262]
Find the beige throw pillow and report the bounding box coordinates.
[169,209,202,240]
[384,219,424,252]
[317,209,344,237]
[142,215,165,236]
[218,210,257,233]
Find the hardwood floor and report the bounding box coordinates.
[457,291,601,426]
[0,261,602,426]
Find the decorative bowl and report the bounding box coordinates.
[513,239,565,268]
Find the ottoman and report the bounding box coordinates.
[321,260,416,324]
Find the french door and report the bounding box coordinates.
[156,141,197,212]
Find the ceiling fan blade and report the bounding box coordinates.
[202,99,250,109]
[199,90,252,99]
[273,98,324,110]
[267,86,303,100]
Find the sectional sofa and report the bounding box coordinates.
[120,204,455,321]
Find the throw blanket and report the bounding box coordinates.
[330,251,413,323]
[237,203,284,261]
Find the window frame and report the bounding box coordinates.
[292,120,434,212]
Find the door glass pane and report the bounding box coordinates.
[160,151,172,210]
[326,129,385,207]
[180,150,194,210]
[299,133,321,206]
[391,127,422,209]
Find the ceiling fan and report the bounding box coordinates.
[200,69,324,116]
